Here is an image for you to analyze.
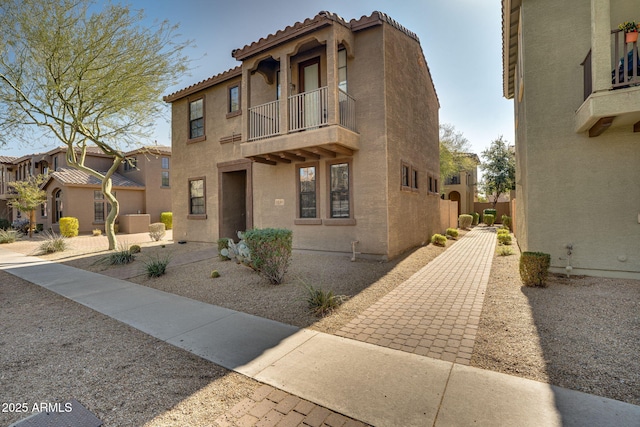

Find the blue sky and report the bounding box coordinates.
[2,0,513,158]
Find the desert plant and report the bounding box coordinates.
[498,246,514,256]
[149,222,166,241]
[519,252,551,287]
[12,218,29,233]
[143,253,171,277]
[129,244,141,254]
[217,238,231,261]
[472,212,479,225]
[497,233,512,245]
[210,270,220,278]
[431,233,447,247]
[160,212,173,230]
[108,247,136,265]
[446,228,459,239]
[483,209,497,222]
[484,214,495,226]
[458,214,473,229]
[59,217,79,237]
[244,228,293,285]
[38,231,67,253]
[0,218,10,230]
[497,228,510,236]
[92,228,102,236]
[502,215,512,230]
[220,232,252,266]
[0,229,18,244]
[305,284,342,317]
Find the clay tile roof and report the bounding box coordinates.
[126,145,172,156]
[163,66,242,103]
[0,156,17,163]
[50,168,143,188]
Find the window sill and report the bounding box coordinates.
[294,218,322,225]
[187,135,206,144]
[323,218,356,226]
[226,110,242,119]
[187,214,207,220]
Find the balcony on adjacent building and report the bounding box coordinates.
[577,27,640,136]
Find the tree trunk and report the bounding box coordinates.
[28,209,35,238]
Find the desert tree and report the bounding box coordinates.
[7,175,46,238]
[0,0,190,249]
[480,136,516,207]
[439,123,478,188]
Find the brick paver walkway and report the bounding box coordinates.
[336,226,497,365]
[215,384,370,427]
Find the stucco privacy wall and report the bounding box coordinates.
[514,0,640,277]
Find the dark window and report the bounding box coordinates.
[189,98,204,139]
[40,202,47,217]
[94,202,105,222]
[161,157,169,169]
[401,164,410,188]
[298,166,317,218]
[189,179,205,215]
[428,176,434,193]
[330,162,350,218]
[124,157,137,172]
[54,189,63,223]
[161,171,170,187]
[434,178,438,193]
[229,86,239,113]
[412,169,419,190]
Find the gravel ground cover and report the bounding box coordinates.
[1,227,639,427]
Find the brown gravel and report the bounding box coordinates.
[1,228,639,427]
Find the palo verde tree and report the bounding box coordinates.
[0,0,189,249]
[7,175,46,238]
[439,123,478,188]
[480,136,516,208]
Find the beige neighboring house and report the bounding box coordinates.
[0,146,171,234]
[164,11,441,259]
[442,153,479,216]
[502,0,640,278]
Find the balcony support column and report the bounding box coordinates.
[278,53,290,135]
[241,66,251,142]
[326,29,339,126]
[590,0,612,93]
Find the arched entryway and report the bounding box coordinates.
[448,191,461,216]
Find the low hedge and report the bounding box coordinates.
[244,228,293,285]
[484,214,495,226]
[59,217,79,237]
[160,212,173,230]
[519,252,551,287]
[458,214,473,229]
[431,233,447,247]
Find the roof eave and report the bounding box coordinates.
[502,0,521,100]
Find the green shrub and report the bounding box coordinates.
[497,228,510,236]
[484,214,495,226]
[0,229,17,244]
[458,214,473,230]
[497,233,512,245]
[519,252,551,287]
[483,209,497,220]
[143,253,171,278]
[217,238,231,261]
[498,246,514,256]
[502,215,512,230]
[244,228,293,285]
[38,231,67,253]
[108,247,135,265]
[35,223,43,232]
[129,244,141,254]
[160,212,173,230]
[305,285,342,317]
[0,218,10,230]
[472,212,479,225]
[211,270,220,278]
[149,222,166,241]
[431,233,447,247]
[446,228,459,239]
[59,217,79,237]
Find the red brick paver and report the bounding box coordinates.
[215,384,370,427]
[337,226,497,365]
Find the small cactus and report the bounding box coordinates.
[129,244,141,254]
[211,270,220,278]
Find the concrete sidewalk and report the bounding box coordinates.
[1,242,639,426]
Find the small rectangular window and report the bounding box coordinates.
[94,202,105,222]
[189,178,205,215]
[41,202,47,217]
[428,176,434,193]
[298,166,317,218]
[123,157,137,172]
[161,157,170,169]
[338,47,347,92]
[229,85,239,113]
[401,163,410,188]
[161,171,170,187]
[330,162,350,218]
[189,98,204,139]
[412,168,419,190]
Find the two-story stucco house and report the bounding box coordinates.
[165,11,441,259]
[442,153,479,217]
[502,0,640,277]
[0,145,171,234]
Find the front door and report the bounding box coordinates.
[299,58,321,128]
[218,161,253,240]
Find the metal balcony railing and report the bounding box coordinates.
[248,100,279,141]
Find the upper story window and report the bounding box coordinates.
[123,157,137,172]
[445,174,461,185]
[338,47,347,92]
[227,84,240,117]
[189,98,204,140]
[53,156,58,171]
[161,157,169,169]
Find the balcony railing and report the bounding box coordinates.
[249,100,279,141]
[248,86,357,141]
[582,30,639,100]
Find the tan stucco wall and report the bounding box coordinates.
[515,0,640,277]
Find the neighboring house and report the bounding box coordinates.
[502,0,640,277]
[442,153,479,216]
[0,146,172,234]
[0,155,18,220]
[164,11,441,259]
